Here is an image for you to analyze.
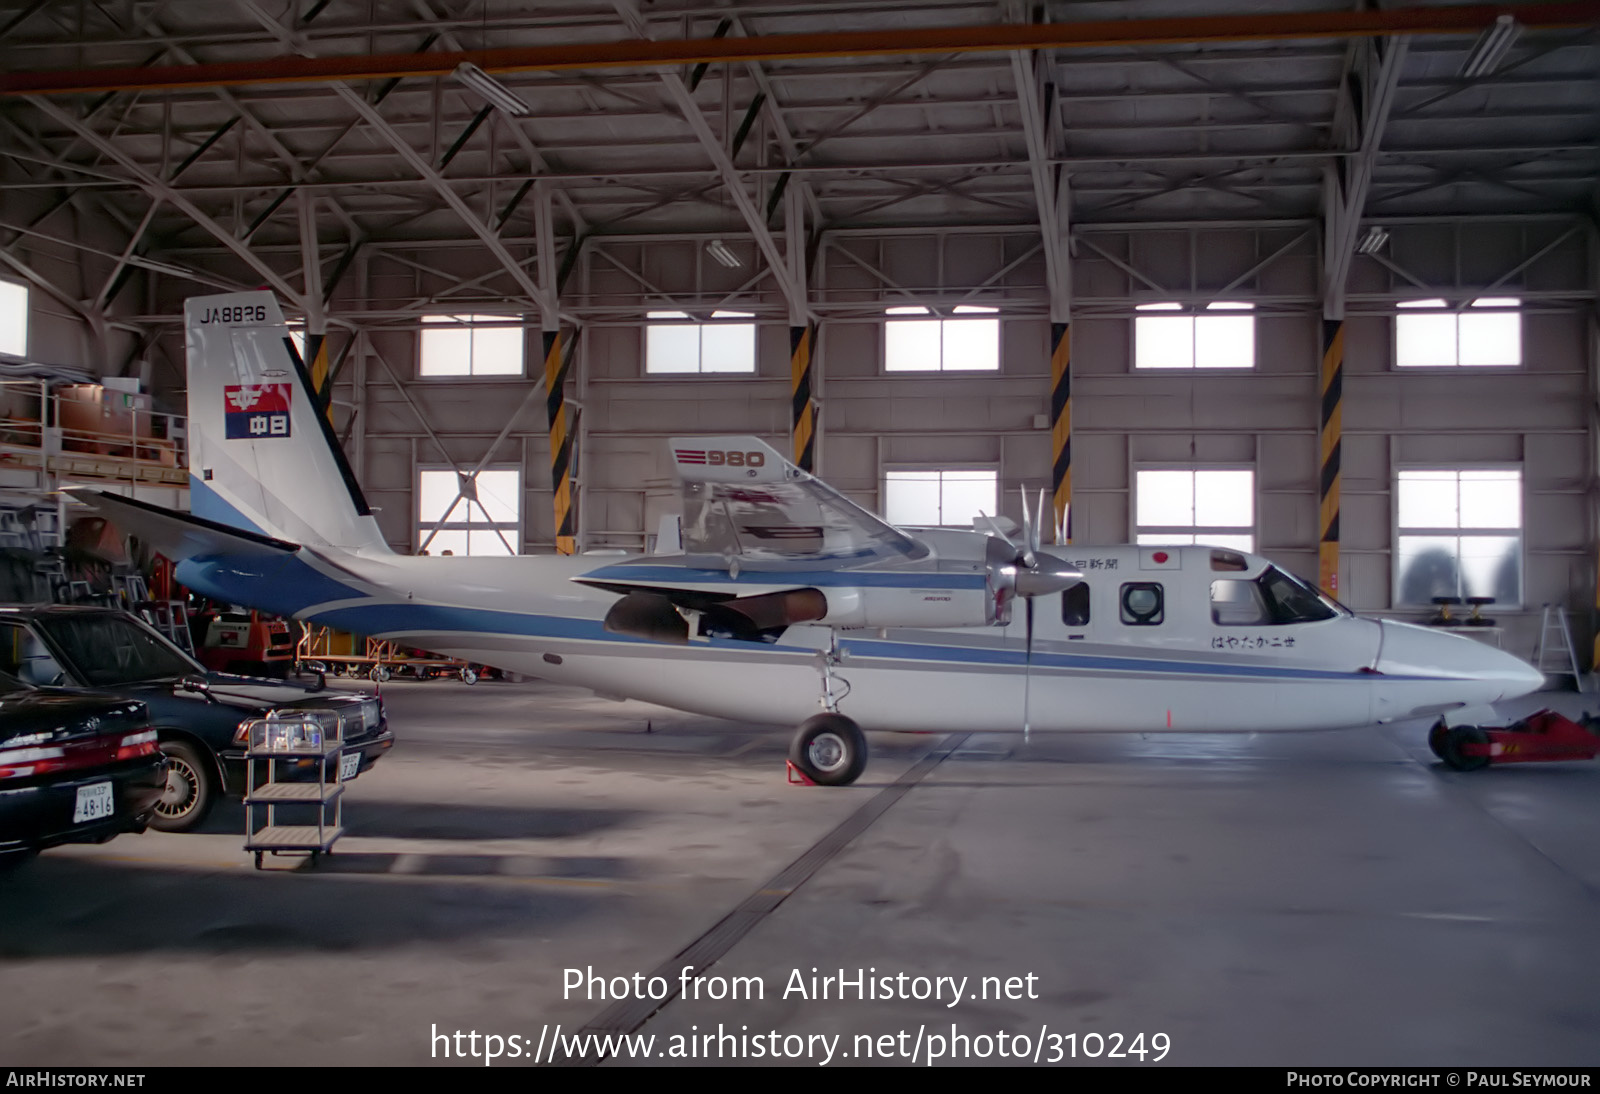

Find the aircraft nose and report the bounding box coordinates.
[1374,620,1546,702]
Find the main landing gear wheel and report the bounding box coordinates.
[1433,724,1492,772]
[789,713,867,786]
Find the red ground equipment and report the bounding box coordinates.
[1430,709,1600,771]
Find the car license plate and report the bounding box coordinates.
[73,782,113,824]
[339,751,360,782]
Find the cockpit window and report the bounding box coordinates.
[1212,567,1339,626]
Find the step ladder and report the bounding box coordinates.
[1533,605,1586,692]
[136,599,195,656]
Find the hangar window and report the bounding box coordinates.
[417,467,522,556]
[883,469,998,528]
[419,314,525,377]
[1134,301,1254,370]
[1135,469,1255,552]
[884,305,1000,371]
[645,310,756,374]
[1396,298,1521,368]
[0,280,27,358]
[1395,469,1521,607]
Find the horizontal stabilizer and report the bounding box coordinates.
[67,489,300,562]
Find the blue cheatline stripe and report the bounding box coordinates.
[188,477,268,536]
[580,563,987,590]
[838,637,1394,681]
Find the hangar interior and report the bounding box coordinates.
[1,1,1596,656]
[3,0,1600,1069]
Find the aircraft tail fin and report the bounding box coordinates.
[184,291,388,554]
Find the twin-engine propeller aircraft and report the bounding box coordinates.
[71,292,1546,785]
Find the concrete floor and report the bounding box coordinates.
[3,678,1600,1067]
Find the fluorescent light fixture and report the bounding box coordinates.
[453,62,530,117]
[885,305,930,315]
[705,239,742,269]
[1355,225,1389,255]
[1459,14,1520,79]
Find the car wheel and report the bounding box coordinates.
[149,740,216,832]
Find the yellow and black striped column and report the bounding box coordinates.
[790,323,816,473]
[543,329,576,555]
[1318,318,1344,595]
[305,331,334,424]
[1050,321,1071,543]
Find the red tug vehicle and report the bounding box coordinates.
[1430,709,1600,771]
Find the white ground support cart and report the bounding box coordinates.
[242,709,348,869]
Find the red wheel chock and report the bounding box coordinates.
[1460,709,1600,766]
[785,760,817,786]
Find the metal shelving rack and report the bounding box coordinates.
[243,709,345,869]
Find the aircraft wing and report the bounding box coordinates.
[664,435,927,571]
[66,488,301,560]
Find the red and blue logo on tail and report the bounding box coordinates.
[223,384,292,439]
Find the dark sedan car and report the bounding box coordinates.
[0,673,164,866]
[0,605,393,832]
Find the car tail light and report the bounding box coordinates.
[115,730,159,762]
[0,745,67,779]
[1,730,159,779]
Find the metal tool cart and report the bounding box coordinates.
[242,709,348,869]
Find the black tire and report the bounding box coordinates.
[788,713,868,786]
[149,739,217,832]
[1437,725,1492,772]
[1427,720,1452,761]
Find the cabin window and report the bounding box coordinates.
[420,314,525,376]
[0,280,28,357]
[1135,468,1255,552]
[1119,582,1164,626]
[1134,301,1254,370]
[883,468,997,528]
[416,466,522,556]
[645,310,756,373]
[1395,468,1522,606]
[1395,298,1521,368]
[1061,583,1090,627]
[884,305,1000,371]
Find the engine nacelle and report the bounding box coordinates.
[819,585,993,630]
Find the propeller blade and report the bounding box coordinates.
[977,509,1018,552]
[1023,594,1034,742]
[1034,489,1046,559]
[1017,486,1037,570]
